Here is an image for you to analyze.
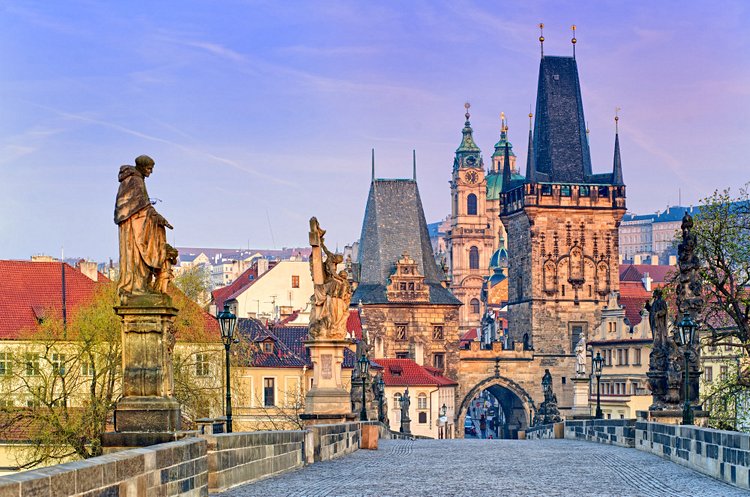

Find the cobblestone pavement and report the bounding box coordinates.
[220,439,749,497]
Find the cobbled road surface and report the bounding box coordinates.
[219,439,749,497]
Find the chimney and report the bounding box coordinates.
[651,255,659,266]
[642,272,652,292]
[633,254,642,265]
[77,260,98,281]
[668,255,677,266]
[257,258,269,276]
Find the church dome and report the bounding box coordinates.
[489,247,508,270]
[486,171,525,200]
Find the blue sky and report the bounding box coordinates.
[1,1,749,261]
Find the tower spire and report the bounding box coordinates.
[539,23,545,57]
[502,141,512,190]
[371,148,375,182]
[413,149,417,180]
[456,102,480,153]
[571,25,577,58]
[612,111,624,186]
[526,112,537,182]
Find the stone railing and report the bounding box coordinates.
[0,421,388,496]
[0,437,208,497]
[565,419,636,448]
[524,422,563,440]
[636,421,750,490]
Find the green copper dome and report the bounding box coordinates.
[486,171,525,200]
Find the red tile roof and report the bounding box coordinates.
[211,265,259,310]
[0,261,104,339]
[460,328,478,343]
[347,310,363,340]
[377,358,457,387]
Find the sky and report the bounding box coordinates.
[1,0,749,262]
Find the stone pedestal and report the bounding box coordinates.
[571,376,591,418]
[104,296,182,449]
[303,339,351,420]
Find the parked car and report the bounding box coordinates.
[464,417,477,436]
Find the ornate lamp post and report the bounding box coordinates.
[376,375,385,423]
[358,353,369,421]
[440,403,448,439]
[677,314,697,425]
[217,303,238,433]
[593,351,604,419]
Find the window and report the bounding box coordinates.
[617,348,629,366]
[433,353,445,370]
[579,185,590,197]
[705,366,713,382]
[195,353,209,376]
[432,325,444,340]
[52,353,66,375]
[263,341,274,353]
[396,352,409,359]
[608,322,616,333]
[560,185,571,197]
[541,184,552,196]
[418,412,427,423]
[720,366,728,380]
[633,348,641,365]
[264,378,275,406]
[81,360,94,376]
[598,186,609,198]
[467,194,478,215]
[469,247,479,270]
[0,400,13,408]
[25,353,40,376]
[418,393,428,409]
[395,324,407,341]
[604,349,613,367]
[571,325,583,352]
[561,284,566,297]
[470,299,481,314]
[399,282,407,290]
[291,275,300,288]
[0,352,11,376]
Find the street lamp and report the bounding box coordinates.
[593,351,604,419]
[677,314,697,425]
[358,353,369,421]
[440,403,448,440]
[217,303,238,433]
[376,375,385,423]
[441,403,447,417]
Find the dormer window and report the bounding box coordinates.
[263,341,274,353]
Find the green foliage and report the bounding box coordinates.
[701,358,750,432]
[173,264,211,308]
[694,184,750,379]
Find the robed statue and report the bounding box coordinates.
[574,333,587,376]
[114,155,175,299]
[308,217,352,339]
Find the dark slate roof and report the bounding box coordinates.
[533,56,593,183]
[352,179,460,306]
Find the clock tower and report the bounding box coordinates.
[446,103,495,331]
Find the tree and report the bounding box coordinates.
[173,264,211,308]
[693,184,750,383]
[0,282,222,468]
[0,283,121,468]
[701,357,750,432]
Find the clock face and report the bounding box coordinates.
[465,170,478,184]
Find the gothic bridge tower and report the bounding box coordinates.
[501,52,627,358]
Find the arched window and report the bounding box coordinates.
[467,193,478,215]
[470,298,481,314]
[469,246,479,269]
[418,393,427,409]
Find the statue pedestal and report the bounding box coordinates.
[400,419,411,435]
[571,376,591,418]
[303,339,352,422]
[103,298,183,449]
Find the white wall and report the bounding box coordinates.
[233,261,313,323]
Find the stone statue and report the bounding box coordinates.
[574,334,587,376]
[645,289,672,409]
[534,369,561,425]
[114,155,175,299]
[400,388,412,434]
[308,217,352,340]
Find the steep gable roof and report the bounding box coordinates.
[352,179,459,306]
[377,358,457,387]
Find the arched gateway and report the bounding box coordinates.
[456,375,535,439]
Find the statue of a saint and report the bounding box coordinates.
[542,369,553,402]
[646,289,669,348]
[114,155,174,299]
[575,334,587,376]
[308,217,352,339]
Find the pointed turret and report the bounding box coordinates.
[454,102,483,171]
[525,113,537,182]
[612,116,624,186]
[492,112,515,173]
[502,142,512,191]
[371,148,375,182]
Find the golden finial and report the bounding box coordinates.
[464,101,471,120]
[500,111,506,130]
[571,25,577,58]
[539,23,545,57]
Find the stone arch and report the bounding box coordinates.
[456,375,536,439]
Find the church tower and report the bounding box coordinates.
[446,103,494,331]
[501,53,627,356]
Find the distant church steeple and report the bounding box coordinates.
[525,112,537,182]
[454,102,483,171]
[612,113,624,186]
[492,112,516,174]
